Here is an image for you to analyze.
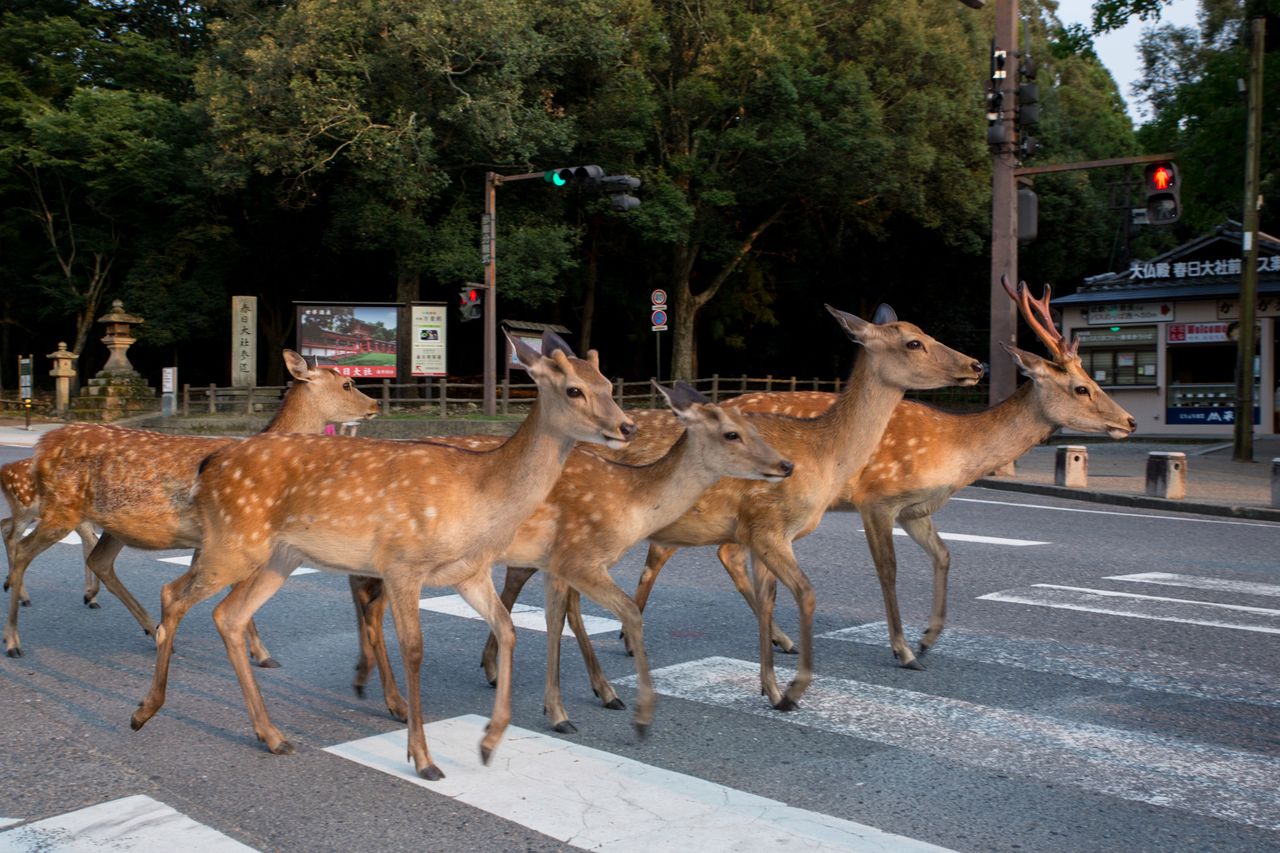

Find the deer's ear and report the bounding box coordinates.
[283,349,314,383]
[509,333,543,373]
[1002,342,1060,379]
[540,331,577,360]
[657,380,708,419]
[825,305,871,344]
[871,304,898,325]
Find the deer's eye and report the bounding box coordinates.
[906,340,923,350]
[566,387,584,399]
[1075,385,1090,396]
[723,431,740,442]
[342,381,353,391]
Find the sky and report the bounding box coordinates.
[1053,0,1202,123]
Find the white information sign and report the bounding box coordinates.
[411,303,448,377]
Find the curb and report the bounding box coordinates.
[973,477,1280,523]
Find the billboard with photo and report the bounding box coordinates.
[296,303,399,378]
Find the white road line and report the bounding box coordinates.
[58,531,82,546]
[819,622,1279,707]
[1106,572,1280,598]
[0,794,256,852]
[419,594,621,636]
[0,821,16,831]
[325,714,955,853]
[978,584,1280,634]
[622,657,1280,832]
[955,494,1280,527]
[859,528,1048,547]
[156,555,317,575]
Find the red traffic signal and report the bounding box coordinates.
[1142,161,1180,224]
[458,286,482,322]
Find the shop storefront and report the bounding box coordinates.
[1053,222,1280,435]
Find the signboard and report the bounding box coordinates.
[1167,322,1231,344]
[18,356,32,399]
[1217,296,1280,319]
[410,303,447,377]
[296,303,399,378]
[1085,303,1171,325]
[1167,407,1259,425]
[1074,326,1158,346]
[1129,254,1279,281]
[162,367,177,394]
[231,296,257,386]
[651,289,668,332]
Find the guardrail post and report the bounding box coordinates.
[439,377,448,417]
[1271,458,1280,508]
[1145,451,1187,500]
[182,384,190,417]
[710,374,720,402]
[1054,445,1088,488]
[501,377,510,415]
[207,384,216,415]
[381,380,390,416]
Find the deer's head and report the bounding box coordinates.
[658,381,794,482]
[511,332,635,448]
[282,349,380,421]
[825,304,986,390]
[1003,344,1136,439]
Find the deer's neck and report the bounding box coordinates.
[482,399,576,510]
[952,383,1057,480]
[262,383,328,435]
[623,430,724,528]
[817,353,905,480]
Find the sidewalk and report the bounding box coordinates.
[4,420,1278,522]
[975,436,1280,522]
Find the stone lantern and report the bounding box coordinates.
[72,299,158,422]
[46,342,78,413]
[98,299,143,375]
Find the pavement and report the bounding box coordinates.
[4,420,1278,522]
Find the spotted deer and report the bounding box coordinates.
[2,459,99,607]
[584,305,984,710]
[129,333,635,781]
[3,350,379,659]
[621,279,1136,671]
[346,382,793,734]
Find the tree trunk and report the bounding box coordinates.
[579,244,598,354]
[395,266,420,398]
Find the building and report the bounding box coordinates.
[1053,221,1280,435]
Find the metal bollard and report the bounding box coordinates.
[1146,451,1187,500]
[1272,458,1280,509]
[1054,445,1088,488]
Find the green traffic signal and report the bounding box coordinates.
[545,170,568,187]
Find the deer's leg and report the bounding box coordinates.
[862,508,921,670]
[132,550,251,730]
[5,522,71,657]
[541,576,574,733]
[383,572,442,780]
[749,538,815,711]
[83,533,159,637]
[719,542,796,653]
[565,588,623,710]
[244,618,277,668]
[349,576,408,721]
[899,514,951,658]
[2,516,32,607]
[482,566,536,686]
[566,568,655,736]
[454,570,515,767]
[623,543,677,655]
[209,559,293,754]
[76,523,101,607]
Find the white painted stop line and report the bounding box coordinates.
[419,594,621,636]
[622,657,1280,832]
[859,528,1048,547]
[157,555,318,575]
[1106,572,1280,598]
[325,714,955,852]
[979,584,1280,634]
[0,794,255,852]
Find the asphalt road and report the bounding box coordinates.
[1,442,1278,852]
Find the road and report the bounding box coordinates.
[1,441,1278,852]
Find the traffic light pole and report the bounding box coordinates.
[1234,14,1266,462]
[988,0,1019,407]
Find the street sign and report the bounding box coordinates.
[18,356,32,399]
[480,214,493,266]
[651,309,668,331]
[651,289,667,306]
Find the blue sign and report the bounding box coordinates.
[1166,407,1260,425]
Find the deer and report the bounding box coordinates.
[3,350,379,660]
[568,305,984,711]
[612,279,1137,674]
[344,381,794,735]
[129,332,635,781]
[2,459,100,607]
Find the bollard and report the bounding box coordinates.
[1272,459,1280,509]
[1054,445,1088,488]
[1146,451,1187,500]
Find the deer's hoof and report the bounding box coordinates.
[20,599,31,608]
[553,720,578,734]
[353,684,365,698]
[902,658,926,671]
[255,657,281,669]
[773,696,798,712]
[420,763,445,781]
[129,712,146,731]
[480,745,494,766]
[603,698,626,711]
[774,644,798,655]
[5,647,21,658]
[634,721,650,740]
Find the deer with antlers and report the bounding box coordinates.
[345,381,794,734]
[2,459,99,608]
[129,333,635,781]
[562,305,984,711]
[606,279,1136,676]
[3,350,379,660]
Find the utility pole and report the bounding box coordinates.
[988,0,1020,406]
[1234,14,1266,461]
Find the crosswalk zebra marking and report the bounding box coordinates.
[1106,572,1280,598]
[620,657,1280,832]
[978,584,1280,634]
[325,714,955,852]
[819,622,1278,707]
[156,555,318,575]
[0,794,256,852]
[858,529,1049,547]
[419,594,621,636]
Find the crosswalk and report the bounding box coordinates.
[0,795,255,852]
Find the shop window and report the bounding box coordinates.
[1080,347,1157,386]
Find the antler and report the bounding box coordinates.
[1000,273,1079,360]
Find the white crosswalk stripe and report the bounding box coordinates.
[978,583,1280,634]
[1106,572,1280,597]
[156,555,318,575]
[0,795,256,852]
[621,657,1280,832]
[819,621,1278,707]
[859,528,1048,546]
[419,594,621,636]
[325,715,956,852]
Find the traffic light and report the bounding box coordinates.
[458,286,482,322]
[1143,161,1180,224]
[600,175,641,211]
[544,165,604,189]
